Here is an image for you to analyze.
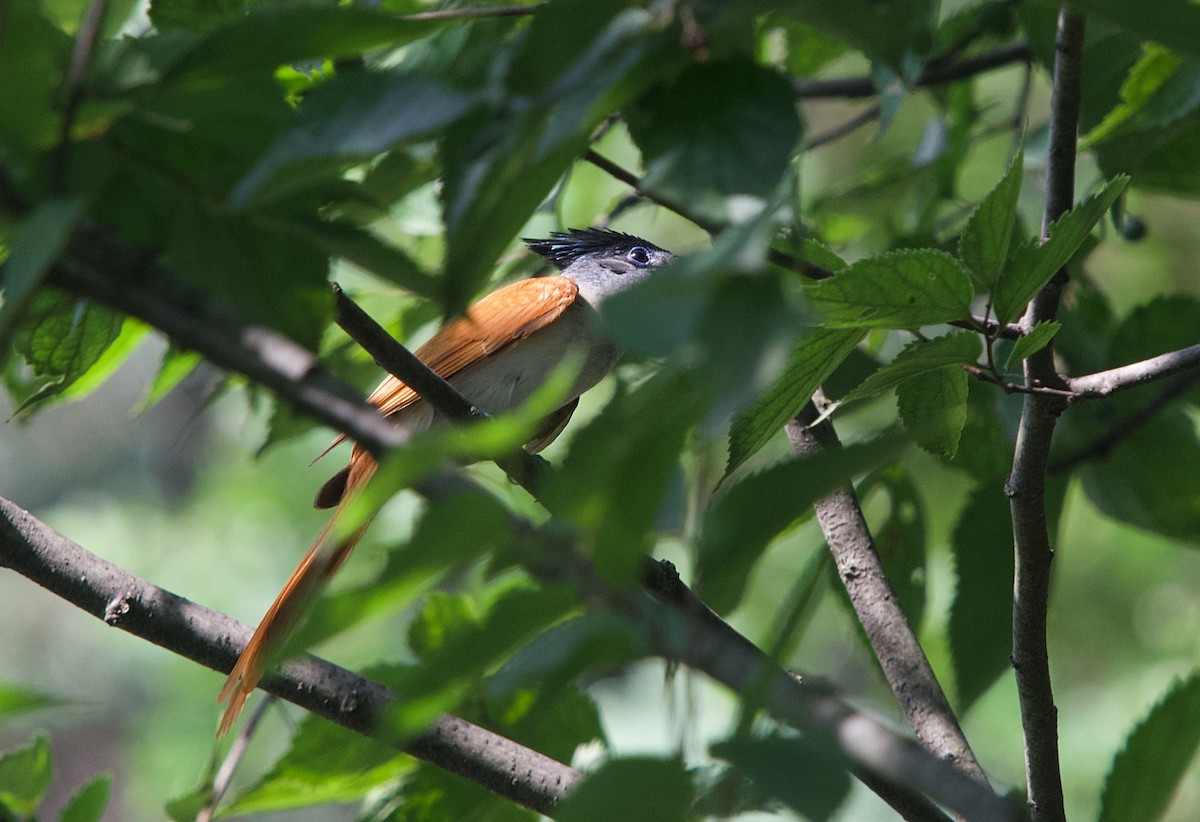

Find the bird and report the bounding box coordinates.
[218,227,674,735]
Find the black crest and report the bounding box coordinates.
[523,227,663,270]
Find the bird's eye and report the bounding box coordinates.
[627,246,651,266]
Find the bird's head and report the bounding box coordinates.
[524,227,673,306]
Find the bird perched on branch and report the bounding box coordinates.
[219,228,674,734]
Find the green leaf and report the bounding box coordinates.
[948,485,1013,711]
[56,319,148,404]
[231,72,480,208]
[1080,46,1187,149]
[163,7,442,81]
[134,346,202,414]
[712,733,851,821]
[958,144,1024,291]
[0,198,87,344]
[556,757,692,822]
[1057,0,1200,61]
[545,371,702,586]
[275,219,439,299]
[896,362,969,458]
[226,716,407,815]
[625,60,803,223]
[726,328,865,476]
[992,176,1129,324]
[844,332,981,403]
[11,292,125,413]
[1006,321,1062,368]
[1099,671,1200,822]
[774,0,935,71]
[0,683,61,718]
[805,249,975,329]
[0,735,52,817]
[698,433,907,614]
[0,0,70,162]
[59,775,111,822]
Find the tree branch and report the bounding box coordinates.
[793,42,1032,99]
[1007,8,1085,821]
[1065,342,1200,398]
[0,497,582,815]
[786,399,988,789]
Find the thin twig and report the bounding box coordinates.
[793,42,1032,99]
[786,398,989,789]
[1066,342,1200,398]
[804,104,882,151]
[1007,8,1085,822]
[53,0,110,193]
[197,697,274,822]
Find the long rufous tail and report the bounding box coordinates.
[218,451,377,736]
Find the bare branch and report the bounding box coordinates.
[786,399,988,789]
[1008,8,1086,821]
[793,42,1032,99]
[0,497,582,815]
[1066,343,1200,398]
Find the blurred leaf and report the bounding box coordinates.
[277,219,439,299]
[11,291,125,414]
[165,787,209,822]
[1057,0,1200,60]
[775,0,935,70]
[149,0,244,32]
[993,176,1129,324]
[726,328,865,476]
[712,733,851,821]
[0,734,52,817]
[806,249,974,328]
[485,613,646,700]
[625,60,802,223]
[959,144,1024,291]
[1099,671,1200,822]
[844,332,981,404]
[0,0,70,162]
[287,493,516,654]
[859,468,928,630]
[0,198,87,344]
[59,775,111,822]
[439,3,672,312]
[1006,321,1062,367]
[1080,46,1188,148]
[759,16,849,77]
[1079,411,1200,540]
[227,715,407,815]
[545,371,702,586]
[163,7,443,81]
[232,72,480,208]
[382,581,580,738]
[135,345,203,414]
[373,760,533,822]
[949,485,1013,711]
[0,683,62,718]
[896,360,969,458]
[698,433,907,614]
[556,757,692,822]
[1106,295,1200,406]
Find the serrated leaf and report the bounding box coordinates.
[1099,671,1200,822]
[948,485,1012,711]
[699,434,907,614]
[805,249,975,328]
[60,775,111,822]
[1006,321,1062,368]
[556,757,692,822]
[231,73,480,208]
[0,735,52,817]
[11,292,125,414]
[993,176,1129,324]
[844,331,981,403]
[0,198,87,343]
[713,733,851,821]
[959,144,1024,290]
[896,363,969,458]
[625,60,802,224]
[57,319,148,404]
[726,328,865,476]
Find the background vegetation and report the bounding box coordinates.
[2,0,1200,820]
